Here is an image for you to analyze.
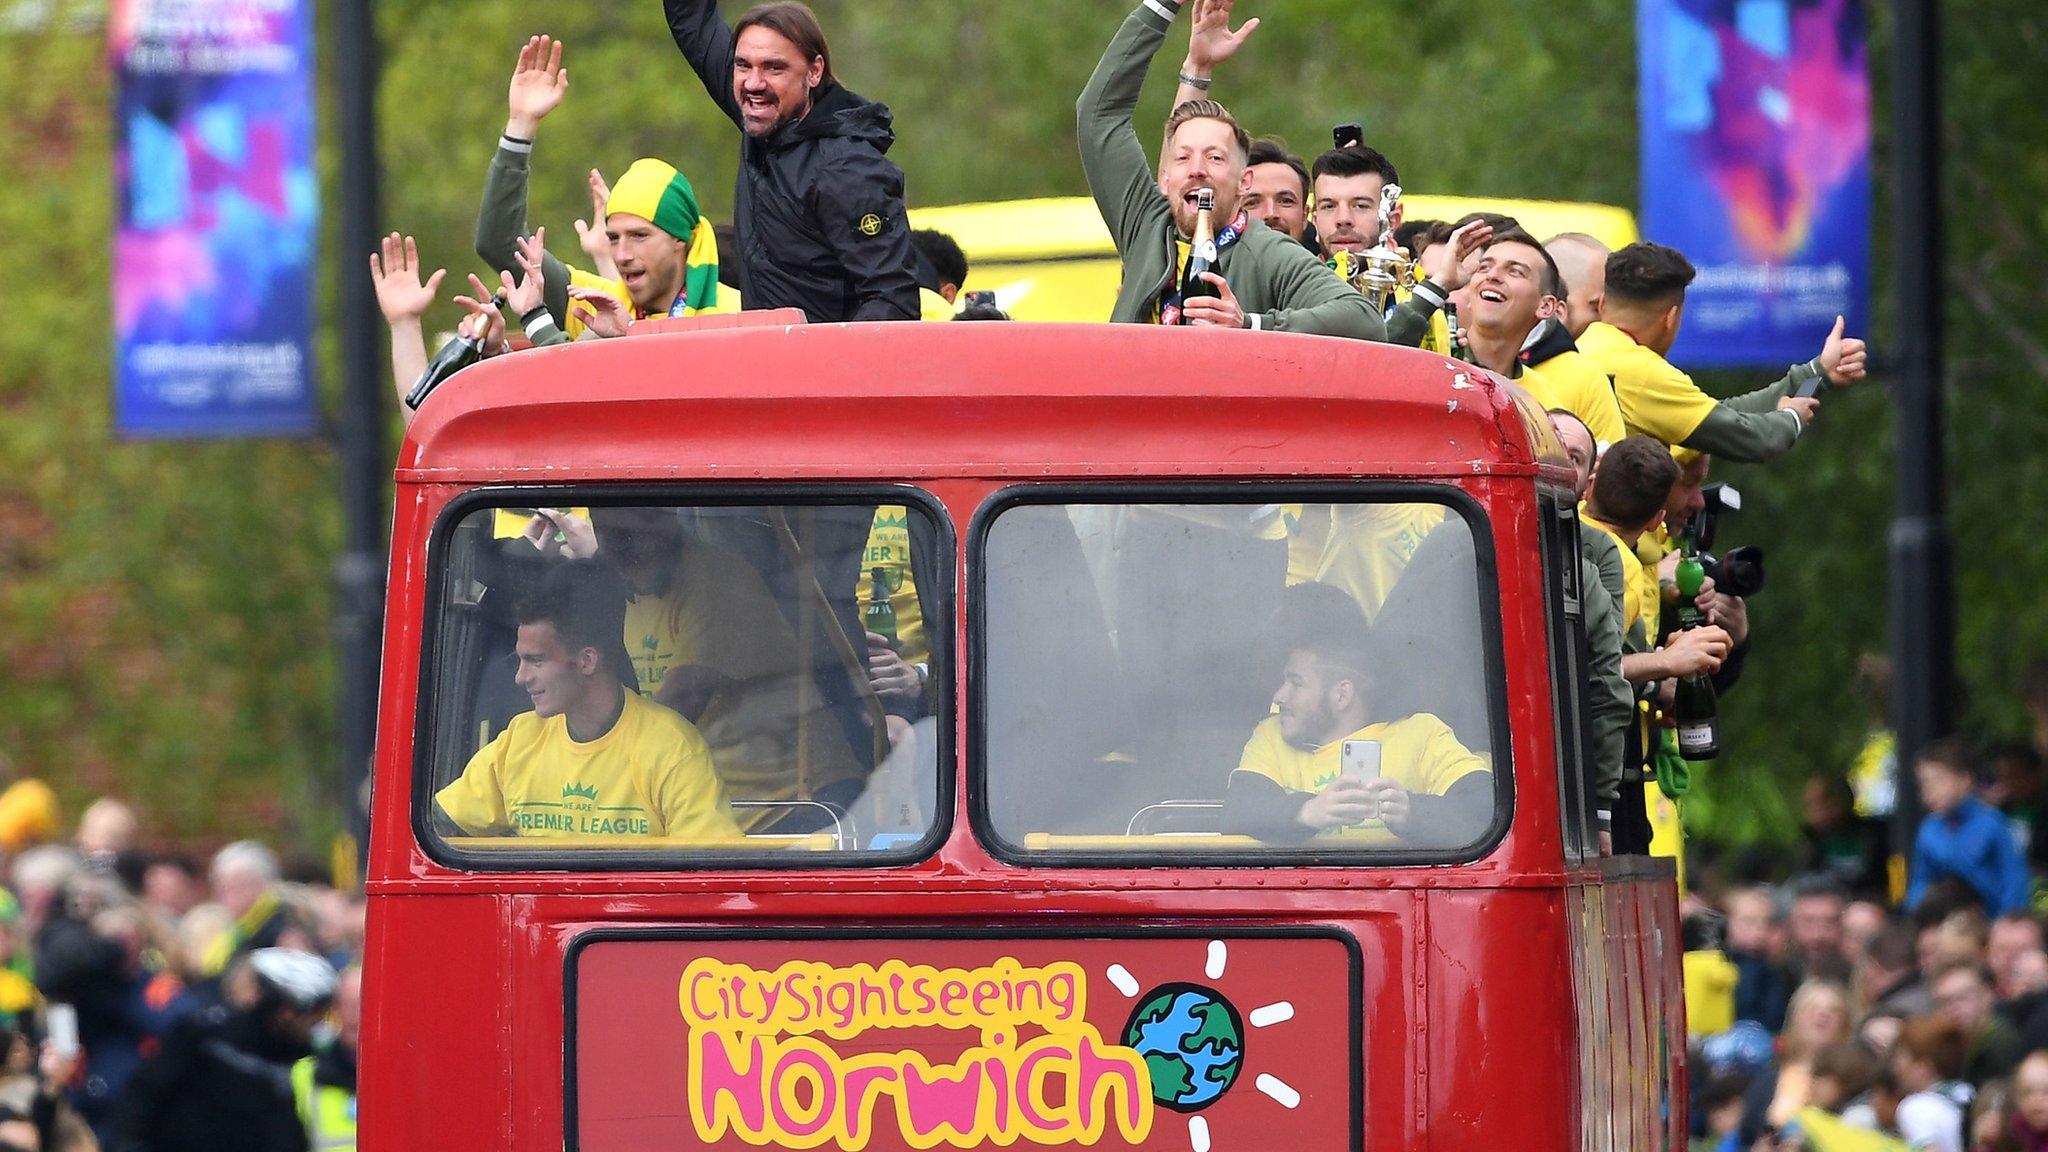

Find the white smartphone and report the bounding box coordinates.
[1340,739,1382,783]
[47,1002,78,1059]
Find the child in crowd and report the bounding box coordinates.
[1910,739,2031,917]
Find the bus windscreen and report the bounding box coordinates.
[417,498,945,866]
[979,496,1504,862]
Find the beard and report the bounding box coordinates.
[1279,696,1340,750]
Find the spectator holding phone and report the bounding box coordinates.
[1579,242,1868,462]
[1223,582,1493,848]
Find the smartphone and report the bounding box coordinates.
[47,1003,78,1059]
[1332,123,1364,150]
[1794,373,1826,400]
[1340,739,1382,782]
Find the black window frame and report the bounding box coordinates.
[968,481,1515,870]
[410,483,956,874]
[1538,491,1595,863]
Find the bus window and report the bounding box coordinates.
[417,497,946,866]
[978,495,1506,862]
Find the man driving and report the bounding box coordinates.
[1223,582,1494,848]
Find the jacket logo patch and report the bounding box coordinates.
[857,213,884,237]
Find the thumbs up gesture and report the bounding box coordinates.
[1818,315,1868,386]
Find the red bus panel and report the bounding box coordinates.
[570,931,1358,1152]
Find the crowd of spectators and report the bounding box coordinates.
[0,789,360,1152]
[1683,660,2048,1151]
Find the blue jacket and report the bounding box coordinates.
[1909,796,2031,915]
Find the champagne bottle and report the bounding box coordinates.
[863,566,898,649]
[406,292,506,410]
[1672,534,1721,761]
[1176,188,1220,323]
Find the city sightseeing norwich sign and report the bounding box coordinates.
[571,935,1356,1152]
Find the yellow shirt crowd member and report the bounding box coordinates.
[1232,712,1489,847]
[1284,503,1447,623]
[1521,349,1626,447]
[1581,512,1649,638]
[1683,948,1738,1037]
[1577,322,1721,447]
[623,539,865,828]
[437,691,739,841]
[854,505,927,667]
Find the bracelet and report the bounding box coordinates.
[1178,71,1212,90]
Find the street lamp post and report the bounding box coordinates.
[1886,0,1953,858]
[334,0,384,875]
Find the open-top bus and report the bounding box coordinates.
[360,313,1684,1151]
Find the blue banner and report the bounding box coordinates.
[112,0,317,437]
[1638,0,1871,368]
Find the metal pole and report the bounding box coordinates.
[1886,0,1952,860]
[334,0,385,878]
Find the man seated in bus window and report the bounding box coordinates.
[435,560,741,842]
[1222,582,1493,849]
[527,506,868,830]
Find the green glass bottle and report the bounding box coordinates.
[863,566,898,649]
[1672,535,1720,761]
[1176,189,1220,322]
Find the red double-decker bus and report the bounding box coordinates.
[361,313,1684,1151]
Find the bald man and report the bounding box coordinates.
[1545,233,1610,340]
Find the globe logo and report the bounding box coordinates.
[1121,982,1245,1112]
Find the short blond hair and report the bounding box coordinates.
[1165,100,1251,164]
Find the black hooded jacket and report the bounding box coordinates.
[109,1004,312,1152]
[663,0,919,323]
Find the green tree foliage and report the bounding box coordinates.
[0,0,2040,853]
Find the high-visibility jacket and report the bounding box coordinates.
[292,1054,357,1152]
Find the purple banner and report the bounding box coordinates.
[112,0,317,437]
[1638,0,1871,368]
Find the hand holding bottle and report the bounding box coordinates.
[1659,624,1732,678]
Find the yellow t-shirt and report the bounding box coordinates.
[1683,949,1738,1037]
[1523,348,1627,447]
[622,539,865,825]
[1849,729,1899,819]
[1577,322,1719,448]
[854,505,927,667]
[1233,713,1489,846]
[1285,503,1447,623]
[1582,513,1656,641]
[436,690,738,841]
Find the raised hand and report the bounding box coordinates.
[453,273,508,355]
[501,227,547,317]
[573,168,619,280]
[1436,219,1495,291]
[1818,315,1868,386]
[369,233,445,325]
[567,285,633,339]
[506,35,569,138]
[1186,0,1261,73]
